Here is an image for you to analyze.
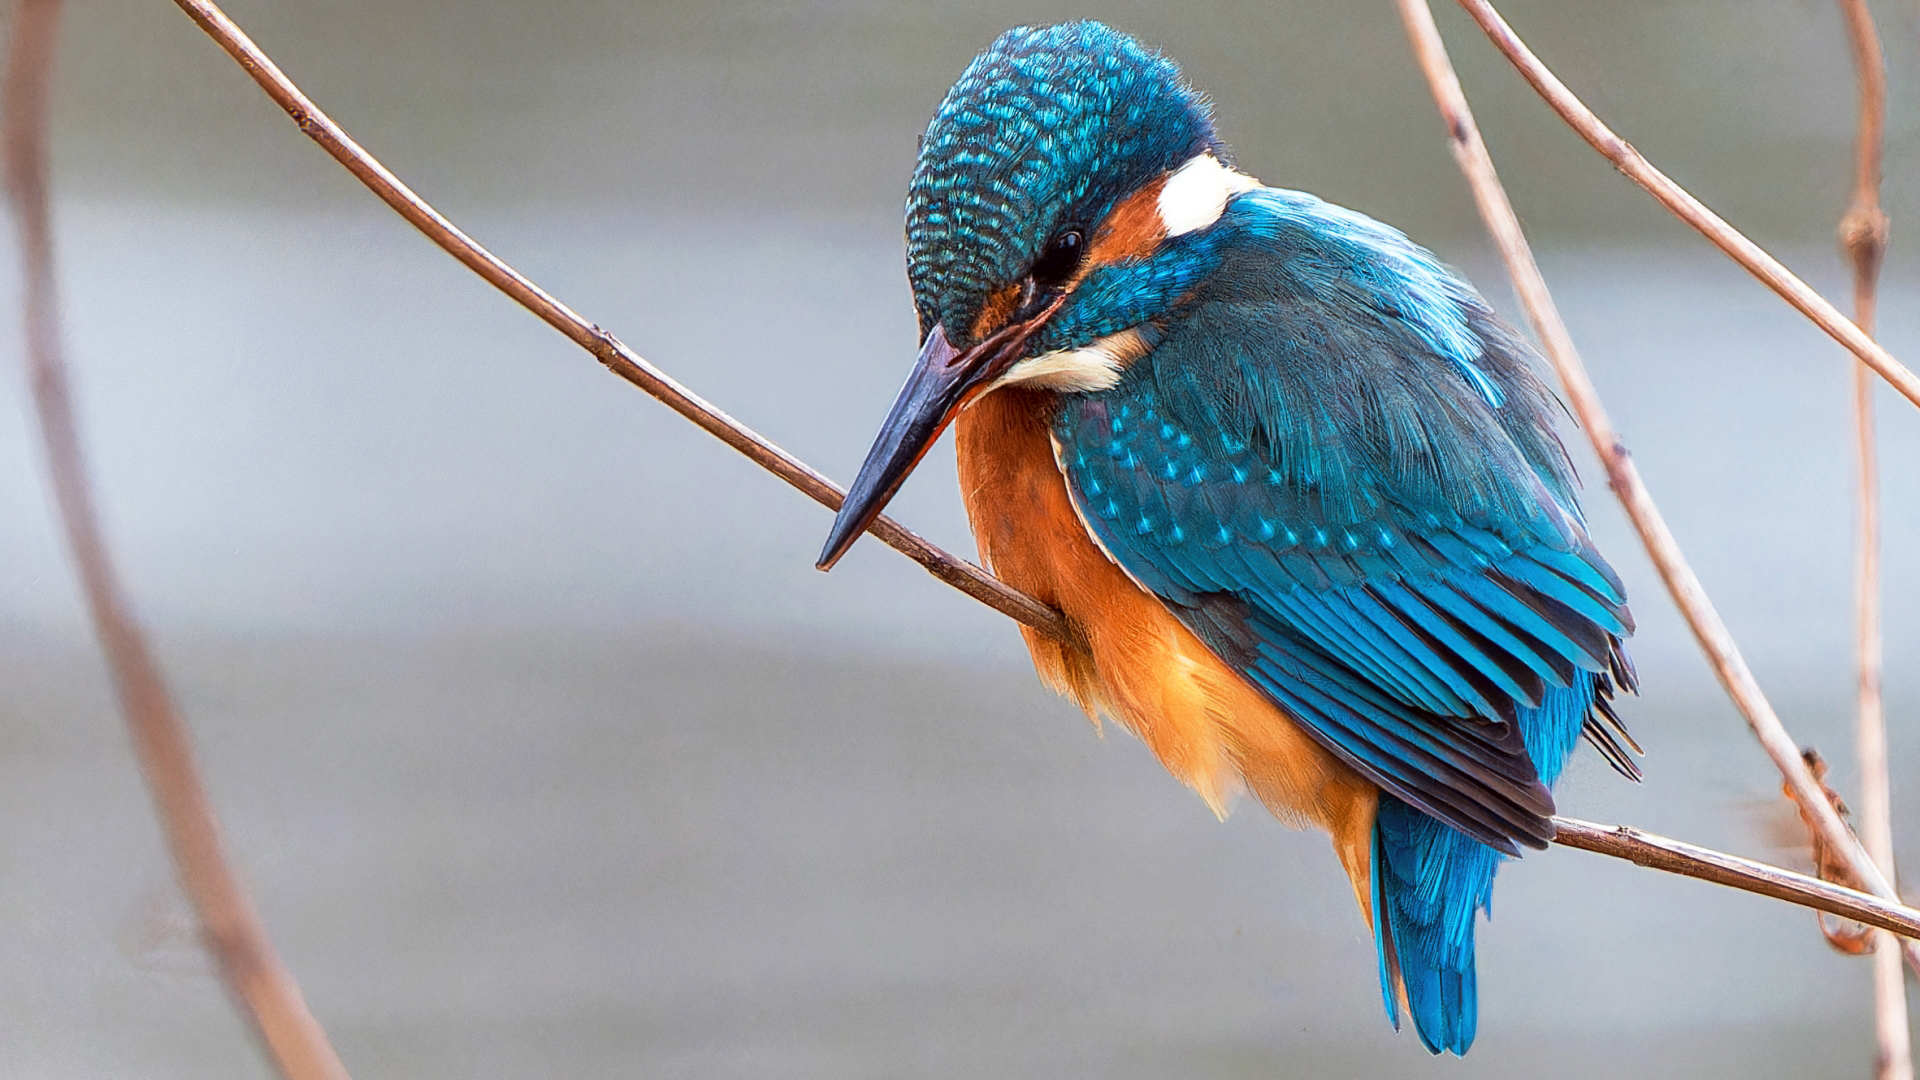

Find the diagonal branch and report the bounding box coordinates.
[1,0,351,1077]
[163,0,1920,946]
[167,0,1075,650]
[1451,0,1920,413]
[1396,0,1907,930]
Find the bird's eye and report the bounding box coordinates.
[1029,226,1085,289]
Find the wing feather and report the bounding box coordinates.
[1049,192,1635,849]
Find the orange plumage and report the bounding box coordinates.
[955,388,1380,919]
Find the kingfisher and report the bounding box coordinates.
[816,21,1637,1055]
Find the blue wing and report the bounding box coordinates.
[1052,189,1635,855]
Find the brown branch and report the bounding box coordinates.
[0,1,350,1077]
[163,0,1920,960]
[166,0,1076,651]
[1452,0,1920,414]
[1836,0,1917,1054]
[1553,818,1920,941]
[1396,0,1903,920]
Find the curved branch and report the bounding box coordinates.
[1453,0,1920,413]
[1,1,350,1077]
[165,0,1920,949]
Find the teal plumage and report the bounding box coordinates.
[821,20,1638,1056]
[1048,181,1635,1052]
[1052,186,1635,851]
[1373,676,1594,1053]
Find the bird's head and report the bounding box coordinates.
[820,21,1253,569]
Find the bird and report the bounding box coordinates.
[816,21,1637,1056]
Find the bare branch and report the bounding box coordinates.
[1835,0,1917,1054]
[1452,0,1920,413]
[165,0,1076,650]
[0,0,350,1077]
[1396,0,1903,923]
[1553,818,1920,941]
[164,0,1920,952]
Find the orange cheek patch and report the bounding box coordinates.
[969,177,1169,341]
[1083,176,1170,271]
[970,283,1023,341]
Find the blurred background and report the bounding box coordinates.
[1,0,1918,1075]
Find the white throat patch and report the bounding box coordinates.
[1157,154,1261,238]
[988,326,1153,394]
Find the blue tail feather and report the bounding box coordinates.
[1370,675,1595,1055]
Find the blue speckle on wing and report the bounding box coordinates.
[1052,383,1437,583]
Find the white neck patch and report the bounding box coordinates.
[988,326,1152,394]
[1157,154,1261,238]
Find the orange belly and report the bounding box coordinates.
[955,388,1380,911]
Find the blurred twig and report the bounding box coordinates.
[0,1,351,1077]
[1397,0,1907,935]
[1835,0,1917,1064]
[163,0,1920,946]
[1787,750,1875,954]
[1453,0,1920,413]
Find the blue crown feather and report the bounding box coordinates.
[906,22,1218,343]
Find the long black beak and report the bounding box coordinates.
[817,300,1061,571]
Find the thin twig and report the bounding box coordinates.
[165,0,1076,650]
[1452,0,1920,414]
[1453,0,1920,983]
[1836,0,1917,1054]
[1396,0,1904,922]
[0,1,350,1077]
[164,0,1920,948]
[1553,818,1920,940]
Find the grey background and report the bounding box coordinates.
[1,0,1918,1076]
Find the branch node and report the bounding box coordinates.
[1839,204,1889,282]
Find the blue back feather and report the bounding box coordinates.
[1042,181,1636,1053]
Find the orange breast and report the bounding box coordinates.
[954,388,1379,906]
